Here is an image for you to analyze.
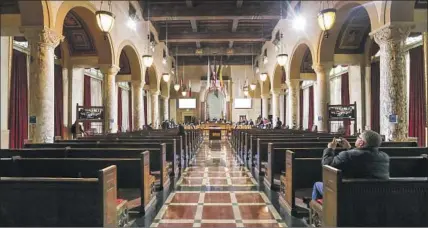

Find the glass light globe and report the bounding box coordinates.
[181,91,187,97]
[318,8,336,31]
[276,54,288,66]
[96,11,115,33]
[260,73,268,82]
[142,55,153,67]
[250,83,256,91]
[174,84,180,91]
[162,73,170,82]
[243,90,249,96]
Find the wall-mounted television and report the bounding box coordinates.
[178,98,196,109]
[234,98,252,109]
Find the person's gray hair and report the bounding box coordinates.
[361,130,382,148]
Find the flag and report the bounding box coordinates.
[213,57,217,87]
[219,57,223,88]
[207,58,211,87]
[188,80,192,97]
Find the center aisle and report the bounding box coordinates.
[150,140,287,228]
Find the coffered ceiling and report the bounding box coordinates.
[140,0,287,65]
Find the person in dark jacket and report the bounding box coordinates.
[311,130,389,200]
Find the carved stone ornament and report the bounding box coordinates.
[23,26,64,48]
[371,24,413,46]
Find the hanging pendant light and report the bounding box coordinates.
[250,83,257,91]
[96,1,115,33]
[174,83,180,91]
[276,54,288,66]
[143,55,153,67]
[181,90,187,97]
[318,2,336,38]
[162,73,170,82]
[260,73,268,82]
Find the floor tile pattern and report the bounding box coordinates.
[150,141,287,227]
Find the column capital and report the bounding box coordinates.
[271,89,281,96]
[312,63,333,75]
[150,90,160,96]
[99,64,120,75]
[161,95,170,99]
[131,80,145,88]
[261,94,270,99]
[22,26,64,48]
[286,79,300,88]
[370,23,414,45]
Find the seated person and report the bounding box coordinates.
[311,130,389,202]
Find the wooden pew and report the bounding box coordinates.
[0,164,118,226]
[309,165,428,227]
[256,140,417,176]
[265,146,428,190]
[281,151,428,217]
[25,143,171,189]
[0,152,156,215]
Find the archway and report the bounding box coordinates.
[289,41,314,80]
[272,64,286,91]
[117,42,143,81]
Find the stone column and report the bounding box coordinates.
[312,64,330,132]
[151,90,160,129]
[0,37,12,147]
[23,26,63,143]
[371,24,412,141]
[131,81,144,130]
[163,96,169,121]
[271,91,280,126]
[279,92,285,125]
[261,95,269,119]
[287,79,300,129]
[364,64,372,130]
[100,65,120,133]
[424,32,428,146]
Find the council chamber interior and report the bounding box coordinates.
[0,0,427,227]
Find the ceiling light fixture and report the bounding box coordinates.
[174,83,180,91]
[96,1,115,33]
[162,73,170,82]
[260,73,268,82]
[250,83,257,91]
[318,1,336,38]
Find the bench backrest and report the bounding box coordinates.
[323,165,428,227]
[0,165,117,226]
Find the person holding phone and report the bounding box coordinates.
[311,130,390,201]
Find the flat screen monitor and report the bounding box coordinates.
[179,98,196,109]
[234,98,252,109]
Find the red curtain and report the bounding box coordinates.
[370,62,380,133]
[117,87,123,131]
[83,75,91,130]
[299,88,303,129]
[144,93,148,127]
[54,65,64,137]
[8,50,28,148]
[308,86,314,131]
[409,46,426,146]
[341,73,350,135]
[129,89,132,131]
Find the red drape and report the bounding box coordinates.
[83,75,91,131]
[144,94,148,127]
[129,89,132,131]
[54,64,64,137]
[8,49,28,148]
[409,46,426,146]
[308,86,314,131]
[370,62,380,133]
[117,87,123,131]
[341,73,350,135]
[299,88,303,129]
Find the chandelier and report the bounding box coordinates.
[317,2,336,38]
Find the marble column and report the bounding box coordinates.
[100,65,120,133]
[0,37,12,147]
[131,80,144,130]
[163,96,170,121]
[312,64,330,132]
[261,95,269,119]
[151,90,160,129]
[279,93,285,125]
[23,26,63,143]
[271,91,280,126]
[371,24,412,141]
[287,79,300,129]
[424,32,428,146]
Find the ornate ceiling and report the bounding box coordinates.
[335,7,371,54]
[63,11,97,56]
[141,0,284,65]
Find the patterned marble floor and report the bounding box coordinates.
[149,141,288,228]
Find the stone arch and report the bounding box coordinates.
[272,64,286,91]
[18,1,52,27]
[54,2,114,65]
[260,74,271,96]
[145,65,159,91]
[249,83,261,99]
[317,2,379,63]
[380,1,416,24]
[117,41,143,81]
[160,79,170,98]
[289,41,314,80]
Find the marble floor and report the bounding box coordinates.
[133,140,307,227]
